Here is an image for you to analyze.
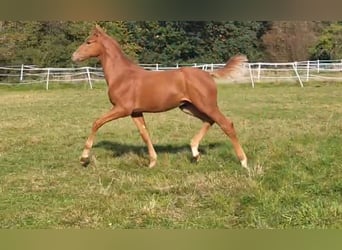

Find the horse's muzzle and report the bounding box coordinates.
[71,52,81,62]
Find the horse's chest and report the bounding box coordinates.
[107,85,134,107]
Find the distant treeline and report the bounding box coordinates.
[1,21,342,67]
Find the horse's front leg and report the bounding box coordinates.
[80,106,129,167]
[131,114,157,168]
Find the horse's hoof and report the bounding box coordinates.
[240,158,248,169]
[148,159,157,168]
[191,154,200,163]
[80,157,91,167]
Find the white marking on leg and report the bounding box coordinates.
[149,158,157,168]
[81,149,89,159]
[191,145,199,158]
[240,158,248,169]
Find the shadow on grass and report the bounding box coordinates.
[94,140,225,158]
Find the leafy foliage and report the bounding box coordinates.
[1,21,266,66]
[261,21,323,62]
[0,21,340,66]
[0,21,140,67]
[309,22,342,60]
[128,21,264,64]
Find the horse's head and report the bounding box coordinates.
[72,25,105,62]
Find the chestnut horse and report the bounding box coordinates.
[72,25,248,169]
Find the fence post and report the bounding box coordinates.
[292,63,304,87]
[46,68,50,90]
[156,64,159,71]
[248,63,255,88]
[20,64,24,82]
[257,63,261,82]
[317,59,320,73]
[86,67,93,89]
[306,61,310,82]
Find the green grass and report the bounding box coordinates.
[0,81,341,228]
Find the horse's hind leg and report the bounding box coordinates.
[131,113,157,168]
[209,109,248,169]
[190,122,212,161]
[179,102,214,161]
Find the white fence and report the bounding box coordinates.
[248,59,342,87]
[0,65,104,90]
[1,60,342,89]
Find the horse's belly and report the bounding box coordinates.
[135,87,186,113]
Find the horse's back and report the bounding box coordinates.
[180,67,218,102]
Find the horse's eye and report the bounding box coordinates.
[86,41,91,45]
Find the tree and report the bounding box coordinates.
[309,22,342,60]
[127,21,195,65]
[5,21,331,67]
[0,21,86,66]
[201,21,265,62]
[0,21,141,67]
[128,21,266,64]
[261,21,322,62]
[0,21,40,65]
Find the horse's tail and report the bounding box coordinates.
[209,55,248,80]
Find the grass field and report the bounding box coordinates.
[0,81,341,228]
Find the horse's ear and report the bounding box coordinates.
[94,25,105,36]
[90,25,103,37]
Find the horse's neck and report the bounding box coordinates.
[99,41,139,85]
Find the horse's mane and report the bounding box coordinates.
[95,27,136,67]
[94,29,121,53]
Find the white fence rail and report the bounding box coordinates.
[0,65,104,90]
[1,60,342,89]
[248,59,342,87]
